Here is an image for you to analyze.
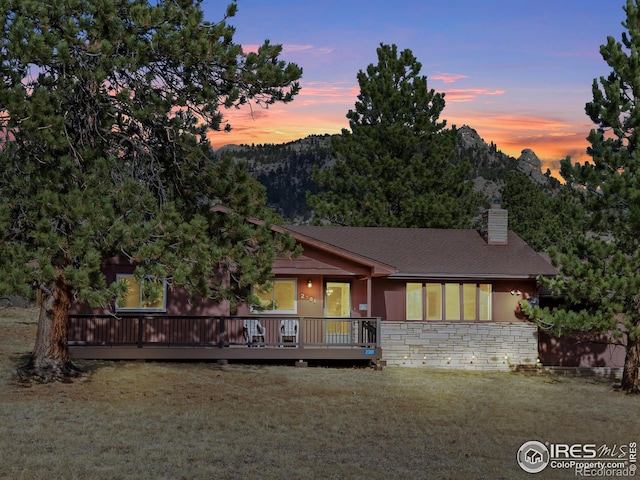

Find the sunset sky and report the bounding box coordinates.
[202,0,627,176]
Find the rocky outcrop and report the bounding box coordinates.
[517,148,548,185]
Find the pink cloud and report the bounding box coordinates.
[431,73,469,83]
[242,44,260,54]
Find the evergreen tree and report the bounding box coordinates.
[308,43,482,228]
[501,171,583,252]
[0,0,301,382]
[525,0,640,393]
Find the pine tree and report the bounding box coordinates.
[501,171,583,252]
[308,44,482,228]
[525,0,640,393]
[0,0,301,382]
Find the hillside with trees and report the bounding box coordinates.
[219,135,333,221]
[220,125,562,224]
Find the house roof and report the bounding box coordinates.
[285,226,558,280]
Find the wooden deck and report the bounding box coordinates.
[68,315,382,363]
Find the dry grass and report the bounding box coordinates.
[0,308,638,480]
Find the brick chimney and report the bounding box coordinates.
[481,203,508,245]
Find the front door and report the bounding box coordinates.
[325,281,351,343]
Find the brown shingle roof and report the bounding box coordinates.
[285,226,558,279]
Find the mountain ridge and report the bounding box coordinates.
[217,125,560,223]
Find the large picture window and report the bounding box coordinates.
[116,274,167,312]
[406,282,492,321]
[253,278,297,314]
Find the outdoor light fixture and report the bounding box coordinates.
[510,289,522,296]
[307,279,312,288]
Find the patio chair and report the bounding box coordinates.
[279,319,299,347]
[243,319,266,346]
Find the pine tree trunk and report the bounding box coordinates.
[621,334,640,394]
[18,275,82,383]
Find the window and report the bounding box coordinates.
[116,274,167,312]
[444,283,460,320]
[425,283,441,320]
[463,283,476,320]
[253,278,297,314]
[405,282,492,321]
[479,284,492,321]
[406,283,423,320]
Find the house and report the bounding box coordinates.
[68,205,569,370]
[281,206,558,369]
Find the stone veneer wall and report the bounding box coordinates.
[380,321,539,370]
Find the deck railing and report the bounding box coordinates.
[67,315,380,350]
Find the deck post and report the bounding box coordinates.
[218,317,226,348]
[298,316,304,350]
[137,316,143,348]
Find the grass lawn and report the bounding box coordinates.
[0,308,638,479]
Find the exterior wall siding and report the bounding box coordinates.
[380,321,539,371]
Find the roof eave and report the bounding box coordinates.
[388,273,554,280]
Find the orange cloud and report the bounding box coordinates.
[468,113,573,132]
[297,81,359,101]
[208,101,346,149]
[444,88,507,103]
[207,78,357,148]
